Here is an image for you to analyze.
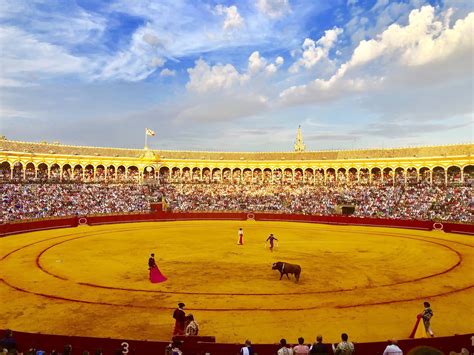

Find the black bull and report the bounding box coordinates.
[272,261,301,282]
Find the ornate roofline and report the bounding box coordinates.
[1,138,472,155]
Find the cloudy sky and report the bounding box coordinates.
[0,0,472,151]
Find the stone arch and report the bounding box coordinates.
[84,164,94,182]
[0,161,11,181]
[273,168,282,184]
[107,165,116,180]
[283,168,293,184]
[447,165,461,184]
[181,167,191,182]
[212,168,222,183]
[242,168,252,184]
[73,164,83,181]
[192,167,201,182]
[263,168,272,184]
[144,166,156,180]
[294,168,303,183]
[462,165,473,184]
[304,168,314,184]
[232,168,241,184]
[50,163,61,181]
[12,161,23,180]
[252,168,262,184]
[96,164,105,181]
[359,168,369,184]
[371,167,382,184]
[127,166,139,182]
[25,162,36,180]
[432,166,445,185]
[348,168,358,184]
[222,168,232,183]
[62,164,72,181]
[406,167,418,185]
[202,167,211,183]
[336,168,347,185]
[159,166,170,183]
[314,168,324,185]
[171,167,181,182]
[419,167,430,183]
[394,167,405,185]
[117,165,126,181]
[383,167,394,185]
[326,168,336,184]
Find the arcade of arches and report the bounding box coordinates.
[0,161,472,186]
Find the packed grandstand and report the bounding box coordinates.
[0,139,472,224]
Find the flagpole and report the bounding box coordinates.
[144,129,148,149]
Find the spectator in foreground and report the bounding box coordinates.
[309,335,329,354]
[332,333,354,355]
[63,344,73,355]
[278,338,294,355]
[383,339,403,355]
[0,329,17,352]
[240,339,254,355]
[293,337,309,355]
[185,314,199,336]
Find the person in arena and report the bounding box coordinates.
[148,253,167,283]
[421,302,434,337]
[265,234,278,252]
[238,227,244,245]
[172,302,186,335]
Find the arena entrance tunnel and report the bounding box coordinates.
[1,216,473,345]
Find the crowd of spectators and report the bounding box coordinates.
[1,182,472,223]
[0,184,161,222]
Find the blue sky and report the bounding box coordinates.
[0,0,472,151]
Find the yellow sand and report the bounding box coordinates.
[1,220,473,344]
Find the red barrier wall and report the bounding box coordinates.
[6,330,474,355]
[0,217,78,237]
[2,212,473,237]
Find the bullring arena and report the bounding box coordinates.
[1,138,473,353]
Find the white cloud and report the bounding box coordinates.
[215,5,244,31]
[281,6,474,104]
[186,59,249,93]
[160,68,176,77]
[0,26,90,86]
[0,1,106,46]
[256,0,291,19]
[187,51,285,93]
[99,26,167,81]
[248,51,267,74]
[289,28,343,73]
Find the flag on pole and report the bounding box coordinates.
[146,128,156,136]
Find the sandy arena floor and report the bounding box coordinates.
[1,220,473,344]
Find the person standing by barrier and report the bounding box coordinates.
[421,301,434,337]
[383,339,403,354]
[332,333,354,355]
[173,302,186,335]
[240,339,254,355]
